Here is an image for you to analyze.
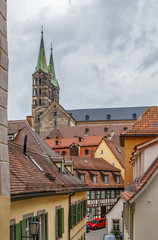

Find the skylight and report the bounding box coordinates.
[29,156,44,173]
[116,147,121,153]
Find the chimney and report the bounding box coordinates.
[26,116,34,127]
[23,135,27,156]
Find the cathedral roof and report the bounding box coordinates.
[35,28,48,73]
[67,106,148,122]
[48,44,58,87]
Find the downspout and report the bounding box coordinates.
[69,192,75,240]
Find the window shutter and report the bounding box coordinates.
[105,190,107,199]
[58,208,64,238]
[20,219,27,238]
[71,204,74,229]
[114,190,117,198]
[77,202,81,223]
[81,201,83,220]
[95,191,97,199]
[100,191,102,199]
[45,212,48,240]
[15,223,21,240]
[89,208,92,214]
[109,190,111,199]
[89,191,91,200]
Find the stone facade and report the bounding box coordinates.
[37,101,75,138]
[0,0,10,239]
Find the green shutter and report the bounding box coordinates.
[109,190,111,199]
[100,191,102,199]
[74,203,77,225]
[81,201,83,220]
[15,223,21,240]
[58,208,64,238]
[77,202,81,223]
[114,190,117,198]
[89,191,91,200]
[45,212,48,240]
[105,190,107,199]
[20,219,27,238]
[89,208,92,214]
[95,191,97,199]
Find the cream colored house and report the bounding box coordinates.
[95,138,124,179]
[122,138,158,240]
[106,197,123,235]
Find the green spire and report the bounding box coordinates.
[35,27,48,73]
[48,44,58,87]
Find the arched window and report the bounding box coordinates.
[61,151,66,156]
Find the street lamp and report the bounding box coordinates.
[29,221,40,237]
[22,221,40,239]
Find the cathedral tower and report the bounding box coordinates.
[32,29,59,133]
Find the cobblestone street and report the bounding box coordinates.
[86,227,107,240]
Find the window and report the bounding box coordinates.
[39,78,41,85]
[89,191,97,200]
[8,135,14,141]
[85,149,89,155]
[116,175,120,184]
[10,219,15,240]
[104,175,108,184]
[133,113,137,119]
[85,115,89,121]
[100,150,103,155]
[80,174,85,183]
[112,220,120,231]
[104,127,108,132]
[89,207,97,216]
[54,112,57,117]
[54,120,57,127]
[101,190,105,199]
[39,88,41,96]
[92,175,97,183]
[107,114,111,120]
[39,99,41,106]
[56,207,64,238]
[61,151,66,156]
[37,210,46,240]
[110,190,115,199]
[85,128,89,133]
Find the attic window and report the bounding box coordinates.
[78,137,82,142]
[8,135,14,141]
[104,175,108,184]
[124,126,127,131]
[54,112,57,117]
[39,78,41,85]
[85,149,89,155]
[92,175,97,183]
[29,156,44,173]
[116,147,121,153]
[55,140,59,145]
[107,114,111,120]
[116,175,120,184]
[104,127,108,132]
[85,115,89,121]
[61,151,66,156]
[80,174,85,183]
[85,128,89,133]
[133,113,137,119]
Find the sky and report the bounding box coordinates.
[7,0,158,120]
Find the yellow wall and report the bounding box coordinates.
[0,196,10,240]
[123,136,153,187]
[11,191,87,240]
[95,140,124,179]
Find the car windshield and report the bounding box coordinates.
[89,220,98,223]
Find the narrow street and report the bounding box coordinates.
[86,227,107,240]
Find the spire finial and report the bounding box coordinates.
[41,25,43,35]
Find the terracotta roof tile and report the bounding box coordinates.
[121,106,158,136]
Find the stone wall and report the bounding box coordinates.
[0,0,10,239]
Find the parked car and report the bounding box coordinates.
[88,218,106,230]
[103,234,116,240]
[86,224,90,233]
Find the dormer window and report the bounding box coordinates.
[80,174,85,183]
[61,151,66,156]
[124,126,127,131]
[85,115,89,121]
[104,127,108,132]
[92,175,97,183]
[55,140,59,145]
[85,149,89,155]
[104,175,108,184]
[107,114,111,120]
[116,175,120,184]
[85,128,89,133]
[133,113,137,119]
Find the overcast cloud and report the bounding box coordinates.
[7,0,158,120]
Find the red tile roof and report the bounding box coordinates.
[121,106,158,136]
[46,124,131,139]
[45,135,104,149]
[67,156,124,189]
[122,157,158,202]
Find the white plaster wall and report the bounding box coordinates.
[134,173,158,240]
[144,143,158,172]
[106,198,123,234]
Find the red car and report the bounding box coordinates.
[88,218,106,230]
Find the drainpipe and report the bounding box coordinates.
[23,135,27,156]
[69,192,75,240]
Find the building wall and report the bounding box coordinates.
[95,140,124,179]
[53,145,97,157]
[39,103,75,138]
[134,174,158,240]
[11,191,87,240]
[0,0,10,239]
[144,142,158,172]
[123,137,152,187]
[106,198,123,234]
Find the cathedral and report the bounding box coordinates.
[32,30,148,138]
